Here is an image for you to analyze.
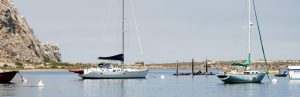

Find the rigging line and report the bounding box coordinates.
[253,0,267,66]
[17,71,24,82]
[130,0,144,61]
[253,0,271,82]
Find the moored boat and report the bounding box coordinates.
[267,69,280,74]
[69,69,84,74]
[288,66,300,80]
[70,0,148,79]
[274,70,287,77]
[0,71,18,83]
[217,0,267,83]
[274,73,287,77]
[217,71,265,83]
[70,63,148,79]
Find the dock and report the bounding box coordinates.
[173,58,215,76]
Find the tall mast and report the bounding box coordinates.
[248,0,252,62]
[121,0,125,65]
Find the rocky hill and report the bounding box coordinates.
[0,0,61,65]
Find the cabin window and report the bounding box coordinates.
[245,72,250,74]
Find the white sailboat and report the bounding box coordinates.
[70,0,148,79]
[217,0,266,83]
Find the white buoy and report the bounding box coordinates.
[160,75,165,79]
[272,79,278,83]
[37,80,44,87]
[22,77,28,83]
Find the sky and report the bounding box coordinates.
[12,0,300,64]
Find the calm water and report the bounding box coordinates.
[0,69,300,97]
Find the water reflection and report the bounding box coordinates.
[220,83,263,97]
[288,80,300,84]
[1,70,300,97]
[0,83,17,97]
[83,79,128,97]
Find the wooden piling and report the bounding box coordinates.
[192,59,194,75]
[176,60,179,76]
[205,57,208,73]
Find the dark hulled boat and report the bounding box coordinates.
[274,71,288,77]
[274,73,287,77]
[0,71,18,83]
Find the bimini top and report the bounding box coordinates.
[288,66,300,70]
[98,54,124,62]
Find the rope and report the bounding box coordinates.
[130,0,144,57]
[252,0,271,82]
[130,0,146,69]
[18,70,25,82]
[149,74,157,78]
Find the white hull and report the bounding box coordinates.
[79,68,148,79]
[288,66,300,80]
[289,74,300,80]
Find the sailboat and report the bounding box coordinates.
[217,0,266,83]
[69,0,148,79]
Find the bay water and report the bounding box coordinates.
[0,69,299,97]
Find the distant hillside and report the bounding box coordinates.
[0,0,61,66]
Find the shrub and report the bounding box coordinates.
[15,62,24,69]
[43,56,51,63]
[50,65,58,69]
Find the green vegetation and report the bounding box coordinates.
[15,62,24,69]
[43,56,51,63]
[44,61,94,69]
[47,61,72,66]
[3,64,9,69]
[0,64,13,71]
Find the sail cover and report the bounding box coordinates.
[98,54,124,62]
[232,54,251,67]
[232,61,250,67]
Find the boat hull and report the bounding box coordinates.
[288,73,300,80]
[217,73,265,83]
[69,69,84,74]
[80,69,148,79]
[288,66,300,80]
[275,74,287,77]
[0,71,17,83]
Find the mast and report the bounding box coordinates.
[121,0,125,66]
[248,0,252,64]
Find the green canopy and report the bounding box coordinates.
[232,53,251,67]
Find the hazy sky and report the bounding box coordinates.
[13,0,300,64]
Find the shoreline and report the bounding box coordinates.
[2,61,299,71]
[18,69,68,72]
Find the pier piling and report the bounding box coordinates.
[192,59,194,75]
[176,60,179,76]
[205,57,208,73]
